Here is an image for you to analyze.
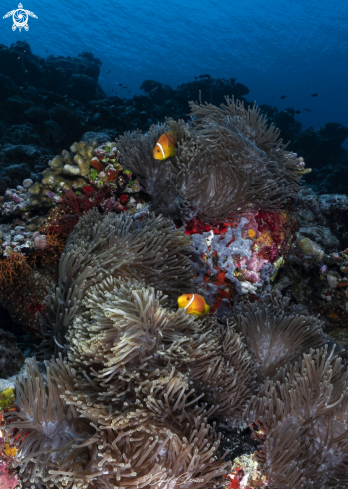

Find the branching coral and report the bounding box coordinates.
[117,98,306,223]
[39,209,195,357]
[230,293,327,381]
[0,251,31,288]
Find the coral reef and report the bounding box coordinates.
[188,208,297,313]
[1,40,348,489]
[0,41,347,197]
[224,453,267,489]
[274,187,348,329]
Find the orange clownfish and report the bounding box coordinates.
[177,293,209,318]
[153,132,176,160]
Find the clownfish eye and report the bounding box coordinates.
[187,298,190,301]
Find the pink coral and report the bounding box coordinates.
[236,252,269,283]
[34,234,49,250]
[0,460,18,488]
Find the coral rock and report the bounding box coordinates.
[28,182,40,195]
[73,153,90,176]
[48,155,64,173]
[62,163,81,176]
[90,156,105,172]
[0,329,25,379]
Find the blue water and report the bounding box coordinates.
[1,0,347,136]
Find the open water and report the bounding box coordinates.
[0,0,347,132]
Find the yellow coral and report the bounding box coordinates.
[3,442,17,457]
[0,387,16,411]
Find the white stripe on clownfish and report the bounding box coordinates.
[184,294,195,310]
[156,142,165,158]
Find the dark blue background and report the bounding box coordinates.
[1,0,347,141]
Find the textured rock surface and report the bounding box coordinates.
[0,329,25,379]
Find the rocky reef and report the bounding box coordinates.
[1,41,347,196]
[0,41,348,489]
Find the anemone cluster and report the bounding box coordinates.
[117,97,306,223]
[4,207,348,489]
[39,209,194,357]
[4,96,347,489]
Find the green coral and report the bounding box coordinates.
[89,168,98,181]
[0,387,15,411]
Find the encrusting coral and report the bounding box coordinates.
[117,97,308,223]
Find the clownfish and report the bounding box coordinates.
[177,293,209,318]
[153,132,176,160]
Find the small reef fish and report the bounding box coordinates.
[198,74,211,79]
[177,293,209,318]
[153,132,176,160]
[311,93,318,97]
[280,95,286,99]
[295,110,301,114]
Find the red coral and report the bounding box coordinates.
[106,169,119,183]
[185,217,230,235]
[50,187,112,236]
[28,301,45,316]
[119,194,130,204]
[90,157,105,173]
[82,185,94,196]
[255,209,297,264]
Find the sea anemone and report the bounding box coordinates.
[117,97,305,223]
[39,209,194,358]
[66,277,256,426]
[244,345,348,489]
[230,293,326,381]
[5,355,230,488]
